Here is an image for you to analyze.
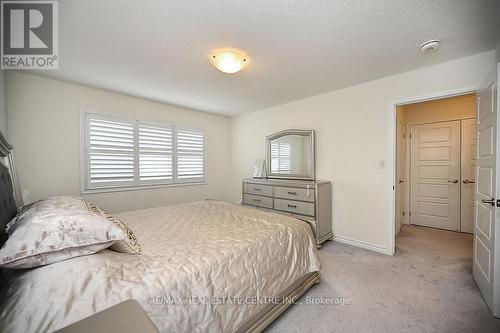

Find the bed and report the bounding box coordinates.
[0,132,321,333]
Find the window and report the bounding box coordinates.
[138,123,173,182]
[176,128,204,182]
[270,141,291,174]
[82,113,204,192]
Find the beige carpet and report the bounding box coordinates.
[266,225,500,333]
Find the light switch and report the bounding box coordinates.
[378,160,386,169]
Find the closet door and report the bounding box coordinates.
[410,121,461,231]
[461,119,476,233]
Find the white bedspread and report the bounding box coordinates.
[0,200,320,332]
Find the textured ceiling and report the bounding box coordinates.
[31,0,500,116]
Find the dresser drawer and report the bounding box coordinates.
[243,183,273,196]
[274,198,315,216]
[243,194,273,209]
[274,186,314,202]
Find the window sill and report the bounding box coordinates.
[81,181,206,195]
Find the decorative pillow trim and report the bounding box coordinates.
[85,202,142,254]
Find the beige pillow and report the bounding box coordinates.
[0,196,126,269]
[85,202,141,254]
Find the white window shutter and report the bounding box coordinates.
[87,116,135,188]
[270,141,291,174]
[271,141,279,173]
[138,122,173,183]
[83,113,205,191]
[176,128,204,182]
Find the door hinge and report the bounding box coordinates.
[402,211,405,216]
[409,211,412,216]
[497,199,500,207]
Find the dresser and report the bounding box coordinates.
[242,178,332,248]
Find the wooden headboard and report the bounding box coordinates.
[0,131,22,247]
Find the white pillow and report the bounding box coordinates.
[0,196,125,269]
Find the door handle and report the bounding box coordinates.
[447,179,459,184]
[462,179,475,184]
[482,198,495,206]
[399,180,404,184]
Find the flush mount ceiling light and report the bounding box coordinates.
[210,50,248,74]
[420,40,440,54]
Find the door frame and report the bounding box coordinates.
[395,118,407,233]
[388,86,477,255]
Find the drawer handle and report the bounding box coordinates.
[253,199,262,203]
[253,188,261,191]
[287,191,297,195]
[287,204,297,209]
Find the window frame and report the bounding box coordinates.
[80,111,205,194]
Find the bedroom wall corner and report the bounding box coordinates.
[6,72,233,212]
[229,50,495,254]
[0,70,6,136]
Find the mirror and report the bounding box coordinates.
[266,129,315,180]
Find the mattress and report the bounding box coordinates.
[0,200,320,332]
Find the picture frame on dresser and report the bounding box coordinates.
[252,159,266,178]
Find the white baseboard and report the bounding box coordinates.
[332,235,392,255]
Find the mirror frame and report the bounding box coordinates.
[265,129,315,180]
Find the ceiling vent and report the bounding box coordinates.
[420,40,440,54]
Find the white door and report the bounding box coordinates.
[474,65,500,317]
[396,119,406,234]
[410,121,461,231]
[461,118,476,233]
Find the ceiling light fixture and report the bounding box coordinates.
[420,40,440,54]
[210,50,248,74]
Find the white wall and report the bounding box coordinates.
[0,70,6,136]
[230,50,495,254]
[6,72,232,213]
